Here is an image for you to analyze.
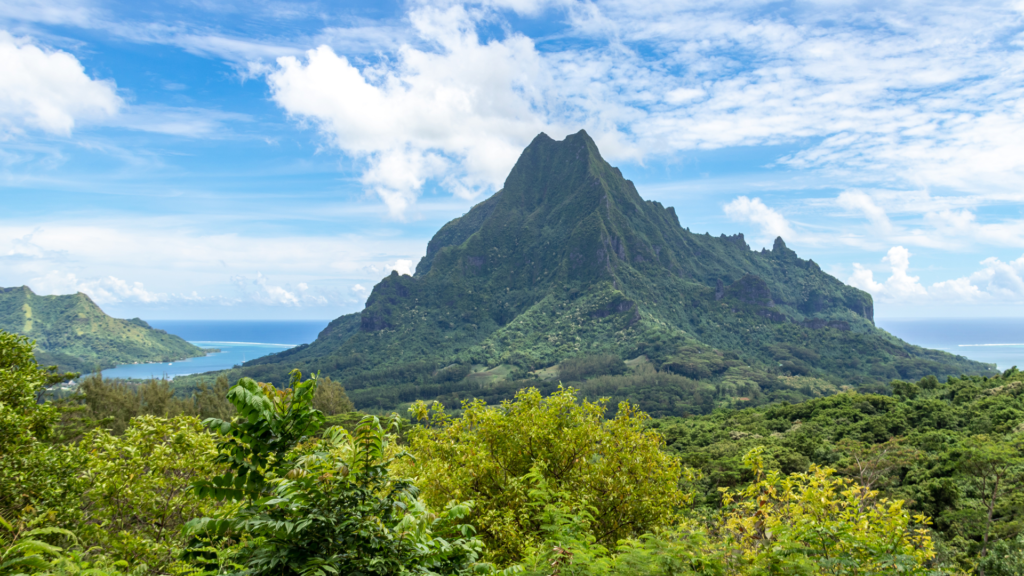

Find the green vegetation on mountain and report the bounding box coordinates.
[191,130,992,414]
[0,286,205,373]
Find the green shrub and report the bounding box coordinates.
[405,387,686,565]
[186,373,493,576]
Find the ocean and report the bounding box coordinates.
[875,318,1024,372]
[93,320,329,380]
[92,317,1024,380]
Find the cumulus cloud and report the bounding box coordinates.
[267,5,551,216]
[723,196,795,245]
[849,248,1024,304]
[934,256,1024,302]
[0,31,122,137]
[30,270,166,304]
[385,259,415,276]
[849,247,928,302]
[232,273,331,306]
[252,272,300,305]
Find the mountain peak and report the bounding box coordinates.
[0,286,205,373]
[237,131,993,415]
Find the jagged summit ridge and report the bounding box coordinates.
[409,129,869,327]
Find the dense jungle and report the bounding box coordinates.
[3,328,1024,576]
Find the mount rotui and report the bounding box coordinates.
[226,130,992,416]
[0,286,206,373]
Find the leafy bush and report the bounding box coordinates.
[186,372,494,576]
[515,448,938,575]
[77,415,224,568]
[0,518,135,576]
[406,387,686,565]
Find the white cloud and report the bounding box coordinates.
[0,219,424,312]
[232,273,331,306]
[723,196,795,246]
[30,270,167,304]
[836,191,891,234]
[848,246,927,302]
[0,31,122,137]
[252,272,299,306]
[945,255,1024,302]
[849,248,1024,304]
[29,270,80,295]
[267,5,551,216]
[253,0,1024,218]
[109,105,251,137]
[385,259,415,276]
[0,0,96,28]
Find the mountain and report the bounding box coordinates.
[0,286,206,373]
[197,131,993,416]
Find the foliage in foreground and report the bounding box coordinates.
[654,370,1024,574]
[0,329,987,575]
[406,387,686,565]
[185,371,493,576]
[516,450,937,575]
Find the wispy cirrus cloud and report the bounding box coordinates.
[255,0,1024,218]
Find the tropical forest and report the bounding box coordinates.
[3,131,1024,576]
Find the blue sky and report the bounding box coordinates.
[2,0,1024,320]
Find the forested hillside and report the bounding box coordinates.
[175,131,993,412]
[4,328,1022,575]
[654,368,1024,573]
[0,286,205,373]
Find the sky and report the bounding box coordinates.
[2,0,1024,321]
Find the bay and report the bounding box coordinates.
[876,318,1024,372]
[93,320,329,380]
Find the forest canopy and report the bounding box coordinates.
[2,329,1021,575]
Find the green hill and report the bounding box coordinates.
[0,286,205,373]
[180,130,993,414]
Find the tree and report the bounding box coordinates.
[0,331,71,452]
[186,373,491,575]
[954,435,1024,574]
[192,371,325,503]
[837,437,920,495]
[516,447,938,576]
[310,375,355,416]
[0,331,81,529]
[76,415,224,569]
[406,387,686,565]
